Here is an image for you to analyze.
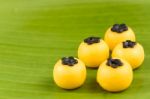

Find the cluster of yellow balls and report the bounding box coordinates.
[53,23,144,92]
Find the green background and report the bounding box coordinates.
[0,0,149,99]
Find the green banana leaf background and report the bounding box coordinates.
[0,0,149,99]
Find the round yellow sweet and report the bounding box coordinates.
[78,39,109,68]
[112,42,144,69]
[97,58,133,92]
[53,58,86,89]
[104,27,135,50]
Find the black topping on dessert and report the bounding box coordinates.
[111,24,128,33]
[123,40,136,48]
[84,37,100,45]
[106,58,123,68]
[61,56,78,66]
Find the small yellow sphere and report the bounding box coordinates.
[97,58,133,92]
[112,40,144,69]
[53,57,86,89]
[104,24,135,50]
[78,37,109,68]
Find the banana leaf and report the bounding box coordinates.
[0,0,149,99]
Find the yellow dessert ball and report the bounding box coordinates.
[97,58,133,92]
[104,24,135,50]
[78,37,109,68]
[112,40,144,69]
[53,56,86,89]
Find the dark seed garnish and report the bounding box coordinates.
[84,36,100,45]
[123,40,136,48]
[61,56,78,66]
[111,23,128,33]
[106,58,123,68]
